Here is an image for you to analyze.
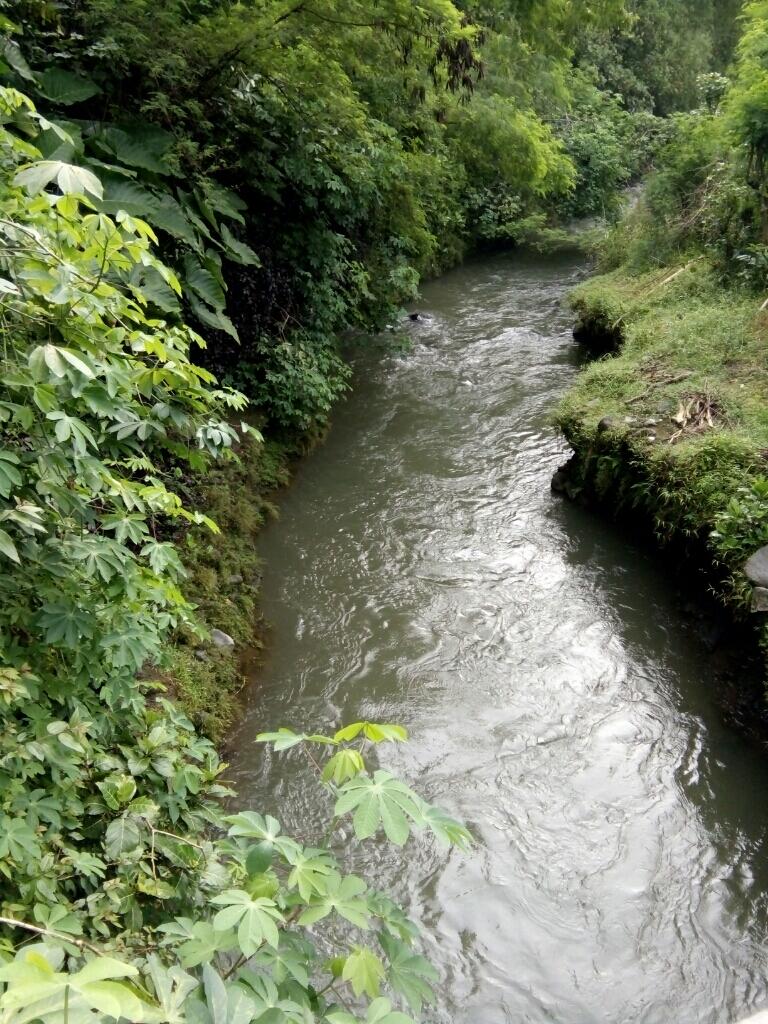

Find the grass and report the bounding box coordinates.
[556,258,768,621]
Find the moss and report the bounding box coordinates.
[157,431,302,741]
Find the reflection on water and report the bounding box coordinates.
[228,251,768,1023]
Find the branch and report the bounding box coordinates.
[0,916,105,957]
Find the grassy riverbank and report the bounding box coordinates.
[556,258,768,661]
[157,433,300,740]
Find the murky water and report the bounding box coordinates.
[228,251,768,1024]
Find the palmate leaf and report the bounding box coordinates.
[14,160,103,199]
[298,871,370,929]
[0,815,41,863]
[334,771,422,845]
[159,920,237,968]
[415,801,473,850]
[210,890,283,956]
[254,936,312,987]
[327,998,415,1024]
[0,948,145,1021]
[322,748,365,784]
[378,932,438,1014]
[226,811,299,860]
[341,947,385,999]
[36,602,93,647]
[255,728,336,751]
[284,845,335,901]
[333,722,408,744]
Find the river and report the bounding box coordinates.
[228,250,768,1024]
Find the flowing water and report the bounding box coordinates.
[228,251,768,1024]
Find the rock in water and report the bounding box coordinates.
[752,587,768,613]
[745,546,768,588]
[211,628,235,648]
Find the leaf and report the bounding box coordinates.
[0,529,20,563]
[210,890,283,955]
[334,722,408,744]
[2,39,35,81]
[0,452,22,499]
[58,348,95,378]
[220,223,260,266]
[183,255,226,310]
[298,871,370,929]
[104,816,142,860]
[174,922,236,968]
[365,998,414,1024]
[255,728,305,751]
[97,124,173,175]
[322,748,366,784]
[379,932,438,1014]
[203,184,247,223]
[188,292,239,341]
[0,816,40,862]
[284,846,335,902]
[245,842,274,875]
[203,963,228,1024]
[334,771,422,845]
[15,160,103,199]
[56,163,103,198]
[37,68,101,105]
[342,947,385,999]
[416,802,473,850]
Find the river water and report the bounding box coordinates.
[228,251,768,1024]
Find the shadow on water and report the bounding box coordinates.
[228,250,768,1024]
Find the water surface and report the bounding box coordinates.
[229,251,768,1023]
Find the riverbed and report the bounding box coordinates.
[228,251,768,1024]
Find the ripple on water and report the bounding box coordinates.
[228,251,768,1024]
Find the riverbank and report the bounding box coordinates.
[556,257,768,699]
[157,431,303,740]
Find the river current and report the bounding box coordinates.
[229,251,768,1024]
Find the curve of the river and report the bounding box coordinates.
[228,251,768,1024]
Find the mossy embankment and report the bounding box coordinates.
[152,432,307,742]
[556,259,768,686]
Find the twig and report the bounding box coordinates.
[0,916,105,956]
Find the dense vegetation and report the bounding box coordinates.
[0,0,750,1020]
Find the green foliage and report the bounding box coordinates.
[0,723,470,1024]
[0,85,472,1014]
[3,0,653,432]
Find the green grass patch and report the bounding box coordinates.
[558,259,768,621]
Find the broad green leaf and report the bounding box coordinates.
[15,160,103,198]
[298,871,370,929]
[104,816,142,860]
[210,890,283,955]
[379,932,438,1013]
[334,771,422,845]
[365,998,414,1024]
[284,846,335,901]
[255,728,305,751]
[183,255,226,310]
[37,68,101,105]
[220,223,260,266]
[322,748,365,784]
[342,947,385,999]
[334,722,408,744]
[416,801,473,850]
